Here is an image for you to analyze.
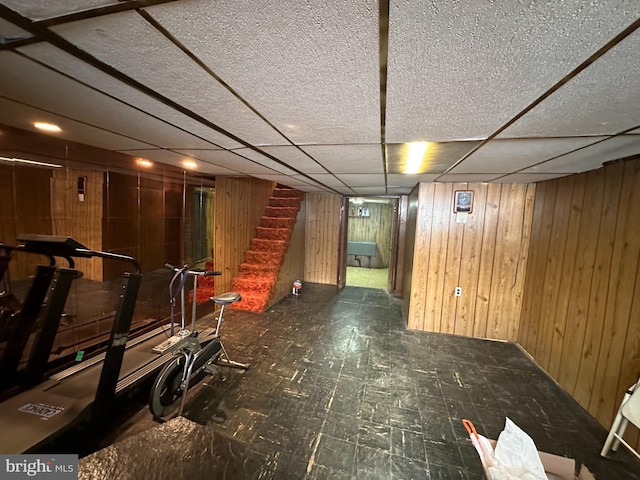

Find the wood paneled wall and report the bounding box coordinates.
[51,168,103,280]
[213,177,275,294]
[272,199,306,304]
[518,157,640,438]
[407,182,535,342]
[347,201,393,268]
[0,165,52,280]
[1,124,194,281]
[304,193,342,285]
[102,171,188,280]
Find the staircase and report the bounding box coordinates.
[230,185,303,312]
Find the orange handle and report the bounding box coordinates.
[462,419,479,439]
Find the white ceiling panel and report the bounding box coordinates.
[258,146,328,174]
[0,17,31,40]
[449,137,608,174]
[301,145,384,174]
[387,186,414,195]
[522,136,640,174]
[1,0,118,21]
[437,174,500,183]
[351,186,392,195]
[387,173,438,187]
[19,43,243,150]
[172,149,280,175]
[493,173,570,183]
[145,0,380,145]
[254,174,331,193]
[230,148,298,176]
[304,174,349,188]
[0,51,226,150]
[117,148,238,175]
[499,30,640,138]
[334,174,385,187]
[386,0,640,143]
[0,97,152,150]
[51,11,289,146]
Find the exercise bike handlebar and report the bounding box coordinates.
[164,263,222,276]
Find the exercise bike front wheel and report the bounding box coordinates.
[149,356,186,419]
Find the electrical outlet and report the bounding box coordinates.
[454,287,462,296]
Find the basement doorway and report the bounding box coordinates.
[343,197,397,291]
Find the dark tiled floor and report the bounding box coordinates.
[81,283,640,479]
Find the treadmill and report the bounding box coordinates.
[0,235,177,453]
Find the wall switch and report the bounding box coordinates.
[454,287,462,296]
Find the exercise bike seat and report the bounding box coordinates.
[210,292,242,306]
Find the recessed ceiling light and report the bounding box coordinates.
[33,122,62,133]
[136,158,153,168]
[182,159,197,170]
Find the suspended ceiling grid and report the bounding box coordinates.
[0,0,638,195]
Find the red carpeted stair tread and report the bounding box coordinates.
[229,292,270,312]
[245,250,285,265]
[239,262,279,274]
[265,206,298,218]
[256,227,292,241]
[260,217,296,229]
[273,187,304,199]
[250,238,288,252]
[269,196,301,208]
[230,184,303,312]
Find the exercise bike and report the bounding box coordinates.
[149,264,248,419]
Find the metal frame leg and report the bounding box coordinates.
[601,383,636,457]
[216,341,249,369]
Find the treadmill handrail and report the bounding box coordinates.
[16,234,141,273]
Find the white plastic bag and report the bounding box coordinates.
[463,418,548,480]
[487,418,547,480]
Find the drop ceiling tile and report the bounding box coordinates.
[51,11,288,146]
[0,51,228,151]
[171,149,280,175]
[254,174,331,193]
[522,135,640,174]
[493,173,570,183]
[0,17,32,40]
[117,149,238,175]
[386,0,640,142]
[449,137,607,174]
[499,30,640,138]
[230,148,297,175]
[303,174,348,188]
[146,0,380,145]
[1,0,118,21]
[300,145,384,174]
[386,173,438,187]
[386,142,478,174]
[387,186,414,195]
[19,43,243,149]
[0,97,152,150]
[20,43,242,149]
[351,186,388,195]
[258,146,327,174]
[334,174,385,187]
[437,173,500,183]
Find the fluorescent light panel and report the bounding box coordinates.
[405,142,429,174]
[0,156,62,168]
